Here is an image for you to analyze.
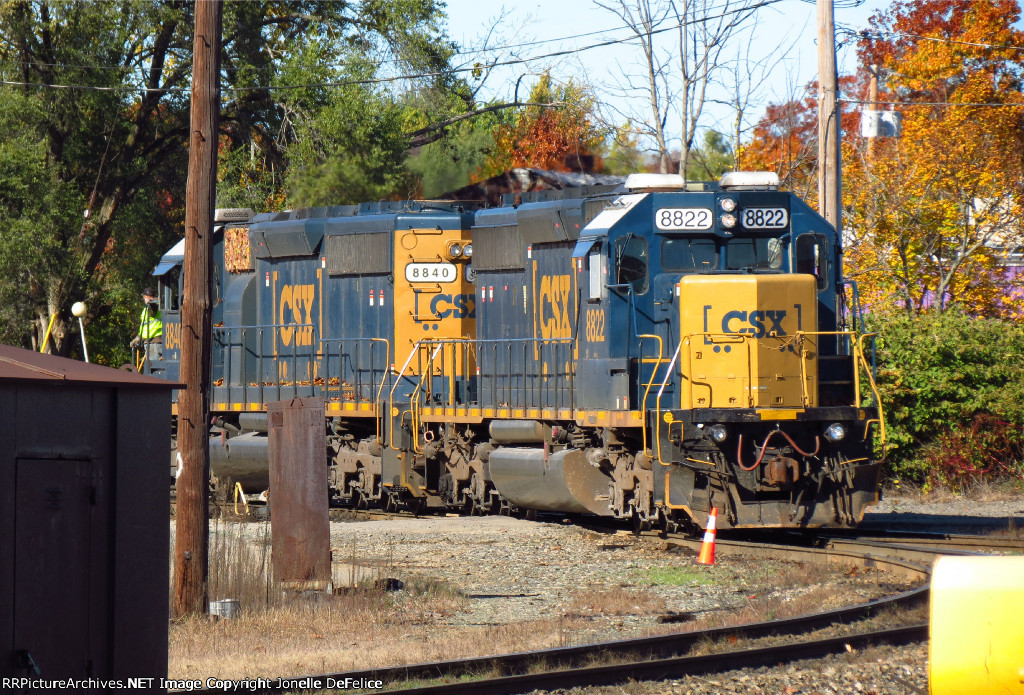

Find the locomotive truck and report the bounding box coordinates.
[146,171,885,532]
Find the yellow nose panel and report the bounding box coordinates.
[678,275,818,409]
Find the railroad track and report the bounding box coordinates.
[177,529,1024,695]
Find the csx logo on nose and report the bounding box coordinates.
[721,309,787,338]
[429,293,476,319]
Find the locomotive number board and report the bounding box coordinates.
[406,262,458,283]
[741,207,788,229]
[656,208,714,231]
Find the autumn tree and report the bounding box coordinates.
[738,75,861,202]
[843,0,1024,317]
[479,74,608,176]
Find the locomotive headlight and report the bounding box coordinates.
[448,242,464,259]
[463,243,472,258]
[708,424,729,443]
[719,197,737,213]
[720,213,737,229]
[823,422,847,443]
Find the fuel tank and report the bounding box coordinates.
[488,447,613,516]
[208,431,269,492]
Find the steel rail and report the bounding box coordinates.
[182,535,940,695]
[171,519,1016,694]
[382,624,929,695]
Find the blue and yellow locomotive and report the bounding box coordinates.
[149,172,884,531]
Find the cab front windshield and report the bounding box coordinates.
[661,235,786,272]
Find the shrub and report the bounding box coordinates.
[920,414,1024,492]
[865,311,1024,485]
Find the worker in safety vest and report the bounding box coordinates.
[130,286,163,363]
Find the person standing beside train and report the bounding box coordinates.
[130,286,163,363]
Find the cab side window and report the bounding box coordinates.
[614,235,649,295]
[795,233,830,291]
[160,267,181,310]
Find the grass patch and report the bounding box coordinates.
[636,565,721,587]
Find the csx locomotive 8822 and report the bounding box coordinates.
[148,172,885,531]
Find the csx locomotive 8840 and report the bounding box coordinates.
[148,172,885,531]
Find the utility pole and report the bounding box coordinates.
[867,64,879,160]
[174,0,222,618]
[817,0,841,230]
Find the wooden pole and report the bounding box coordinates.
[867,65,879,160]
[174,0,222,618]
[817,0,841,231]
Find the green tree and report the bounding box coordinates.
[685,130,733,181]
[406,113,502,198]
[0,0,463,358]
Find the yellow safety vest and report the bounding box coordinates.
[139,306,163,340]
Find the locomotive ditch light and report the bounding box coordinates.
[720,213,737,229]
[823,422,847,443]
[719,197,737,213]
[709,424,729,443]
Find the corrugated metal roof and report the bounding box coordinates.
[0,343,183,388]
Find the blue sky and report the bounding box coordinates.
[442,0,891,151]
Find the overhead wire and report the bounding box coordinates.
[0,0,785,94]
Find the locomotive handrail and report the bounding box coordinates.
[651,329,886,465]
[371,338,391,444]
[636,333,665,457]
[212,323,320,405]
[409,343,444,454]
[855,332,887,456]
[655,342,683,470]
[318,335,391,440]
[388,339,432,451]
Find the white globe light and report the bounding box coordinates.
[72,301,88,318]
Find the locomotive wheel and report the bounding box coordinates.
[352,471,369,509]
[467,473,489,515]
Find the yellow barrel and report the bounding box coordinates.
[930,555,1024,694]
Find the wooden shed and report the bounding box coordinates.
[0,344,179,686]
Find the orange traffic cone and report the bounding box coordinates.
[697,507,718,565]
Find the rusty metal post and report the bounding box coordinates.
[267,397,330,589]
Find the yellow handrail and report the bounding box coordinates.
[855,332,887,454]
[371,338,391,445]
[654,343,682,468]
[637,333,664,457]
[408,343,443,454]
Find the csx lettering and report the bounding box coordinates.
[721,309,787,338]
[279,284,315,347]
[429,293,476,319]
[540,275,572,339]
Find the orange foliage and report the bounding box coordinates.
[843,0,1024,318]
[743,0,1024,318]
[480,73,606,177]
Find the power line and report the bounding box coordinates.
[839,25,1024,53]
[0,0,784,95]
[0,0,773,76]
[845,98,1024,107]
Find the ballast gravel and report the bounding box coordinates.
[325,494,1020,694]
